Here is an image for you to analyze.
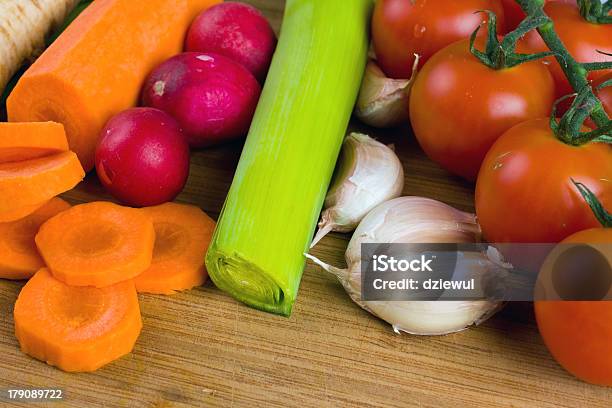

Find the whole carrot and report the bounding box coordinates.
[8,0,220,171]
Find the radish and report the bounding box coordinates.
[95,108,190,207]
[185,2,276,83]
[141,52,261,148]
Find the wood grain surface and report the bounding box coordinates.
[1,1,610,407]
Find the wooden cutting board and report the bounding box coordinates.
[0,1,610,406]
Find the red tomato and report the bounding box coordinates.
[522,1,612,102]
[409,38,555,181]
[501,0,530,32]
[372,0,506,79]
[535,228,612,386]
[501,0,559,32]
[475,118,612,243]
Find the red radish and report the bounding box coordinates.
[95,108,190,207]
[185,2,276,82]
[141,52,261,148]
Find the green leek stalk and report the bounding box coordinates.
[205,0,373,316]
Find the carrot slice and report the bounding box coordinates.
[0,201,48,223]
[0,122,69,163]
[0,198,71,280]
[35,201,155,287]
[0,151,84,213]
[7,0,221,171]
[135,203,216,294]
[14,268,142,372]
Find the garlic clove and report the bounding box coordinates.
[347,197,482,251]
[370,299,502,336]
[306,196,507,336]
[306,250,504,336]
[311,132,404,247]
[354,56,420,128]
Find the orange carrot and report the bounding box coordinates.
[7,0,221,171]
[0,201,47,223]
[0,198,71,280]
[0,122,68,163]
[14,268,142,372]
[35,201,155,287]
[0,151,84,213]
[135,203,216,295]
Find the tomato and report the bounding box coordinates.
[409,38,555,181]
[501,0,523,30]
[522,1,612,102]
[501,0,562,32]
[372,0,506,79]
[501,0,529,31]
[534,228,612,386]
[501,0,532,32]
[475,118,612,243]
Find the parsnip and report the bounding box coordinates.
[0,0,79,92]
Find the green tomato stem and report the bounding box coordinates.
[469,10,553,70]
[516,0,611,141]
[577,0,612,24]
[572,180,612,228]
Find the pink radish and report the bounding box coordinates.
[95,108,190,207]
[141,52,261,148]
[185,2,277,82]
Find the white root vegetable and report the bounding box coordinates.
[0,0,79,91]
[306,196,508,335]
[311,132,404,247]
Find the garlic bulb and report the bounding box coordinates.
[354,57,419,128]
[306,196,507,335]
[310,132,404,247]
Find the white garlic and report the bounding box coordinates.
[354,57,419,128]
[310,132,404,247]
[306,196,507,336]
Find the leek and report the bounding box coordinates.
[205,0,372,316]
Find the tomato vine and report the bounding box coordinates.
[578,0,612,23]
[470,10,553,69]
[516,0,611,135]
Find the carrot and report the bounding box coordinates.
[7,0,221,171]
[0,198,71,280]
[0,151,84,213]
[35,201,155,287]
[0,0,80,92]
[135,203,216,295]
[0,201,47,224]
[14,268,142,372]
[0,122,68,163]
